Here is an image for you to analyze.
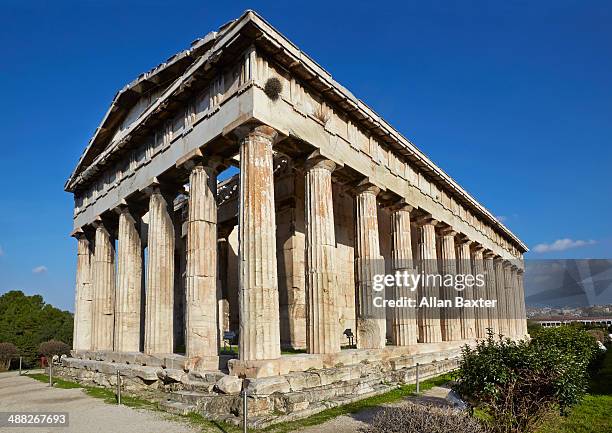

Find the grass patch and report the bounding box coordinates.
[536,348,612,433]
[26,373,157,410]
[184,412,242,433]
[27,373,82,389]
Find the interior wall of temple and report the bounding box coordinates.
[377,207,393,342]
[332,184,357,344]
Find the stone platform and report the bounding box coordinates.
[55,342,469,427]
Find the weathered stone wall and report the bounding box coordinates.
[58,344,462,428]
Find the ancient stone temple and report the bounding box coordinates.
[63,11,528,425]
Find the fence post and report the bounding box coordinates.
[242,389,248,433]
[415,362,420,395]
[19,357,22,376]
[116,370,121,405]
[48,362,53,387]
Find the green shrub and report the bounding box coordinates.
[530,325,603,373]
[39,340,70,359]
[359,402,490,433]
[0,342,18,371]
[453,332,589,433]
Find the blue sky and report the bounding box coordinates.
[0,1,610,312]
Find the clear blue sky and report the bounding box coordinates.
[0,1,610,312]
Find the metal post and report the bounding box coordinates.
[48,362,53,387]
[242,389,248,433]
[415,362,420,395]
[116,371,121,405]
[19,357,22,376]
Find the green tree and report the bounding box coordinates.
[0,290,73,367]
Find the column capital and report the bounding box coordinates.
[233,123,280,143]
[353,179,381,196]
[304,150,337,172]
[91,216,111,231]
[436,221,456,236]
[141,178,176,200]
[483,250,496,259]
[415,214,438,227]
[387,199,414,213]
[455,233,472,245]
[471,243,485,253]
[438,225,457,237]
[71,226,94,239]
[176,148,226,173]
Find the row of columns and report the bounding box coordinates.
[73,124,527,364]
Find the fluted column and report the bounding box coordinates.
[511,265,522,338]
[145,186,175,354]
[73,230,93,351]
[503,261,516,338]
[517,268,527,336]
[389,204,418,346]
[483,251,499,335]
[114,207,142,352]
[238,125,281,361]
[305,156,340,354]
[456,237,475,340]
[355,183,385,349]
[185,161,219,366]
[438,228,461,341]
[471,246,488,339]
[416,217,442,343]
[91,221,115,351]
[494,257,510,336]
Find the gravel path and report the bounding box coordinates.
[0,371,202,433]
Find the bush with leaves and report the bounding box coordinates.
[530,324,604,373]
[359,402,490,433]
[0,342,18,371]
[453,331,589,433]
[39,340,70,360]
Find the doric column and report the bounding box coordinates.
[355,182,386,349]
[305,155,340,354]
[456,237,475,340]
[73,230,93,351]
[483,251,499,335]
[494,257,510,336]
[114,206,142,352]
[389,204,418,346]
[185,160,219,367]
[416,216,442,343]
[438,227,461,341]
[517,268,527,336]
[91,220,115,351]
[238,125,281,361]
[471,246,488,339]
[503,261,516,338]
[144,185,175,354]
[511,265,522,338]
